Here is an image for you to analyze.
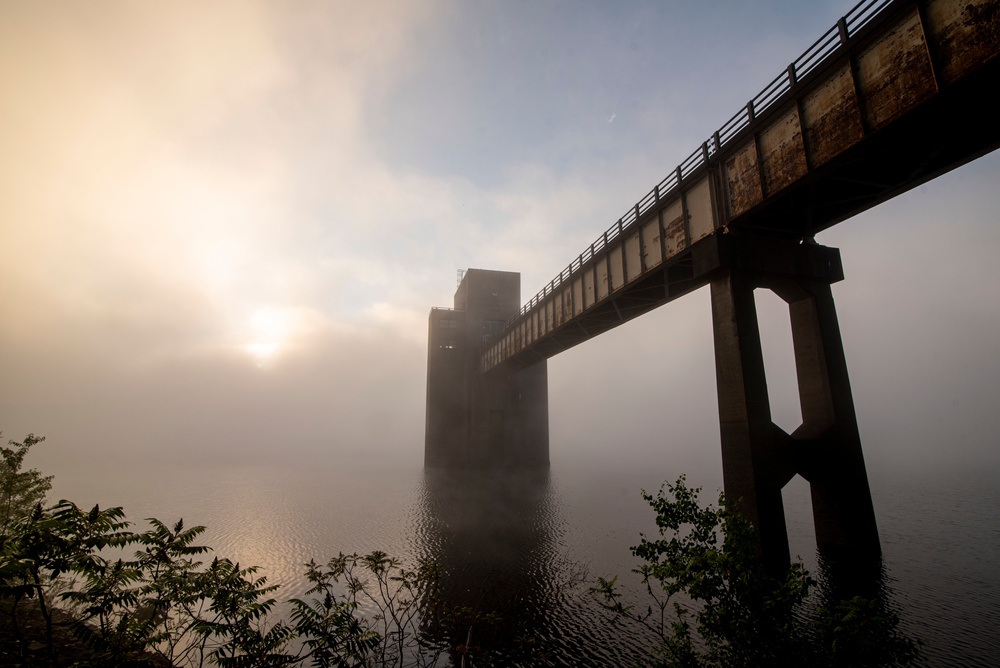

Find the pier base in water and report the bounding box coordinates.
[709,238,880,566]
[425,269,549,467]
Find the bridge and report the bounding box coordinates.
[425,0,1000,564]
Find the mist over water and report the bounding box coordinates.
[3,1,999,665]
[42,447,1000,666]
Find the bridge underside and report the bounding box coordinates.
[491,235,852,368]
[735,55,1000,240]
[490,51,1000,370]
[486,0,1000,373]
[479,236,880,564]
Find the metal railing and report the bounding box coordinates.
[491,0,896,348]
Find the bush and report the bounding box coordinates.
[0,434,52,535]
[591,476,919,668]
[0,434,448,667]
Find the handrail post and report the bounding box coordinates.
[837,17,849,44]
[787,63,797,87]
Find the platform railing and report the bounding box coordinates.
[490,0,896,347]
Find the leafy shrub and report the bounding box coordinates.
[0,434,447,667]
[592,476,919,668]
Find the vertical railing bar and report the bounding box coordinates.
[837,17,850,45]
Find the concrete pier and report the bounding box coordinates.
[425,269,548,467]
[709,241,880,564]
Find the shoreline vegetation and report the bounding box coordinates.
[1,433,919,667]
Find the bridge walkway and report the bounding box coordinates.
[483,0,1000,373]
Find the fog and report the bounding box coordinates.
[2,0,998,487]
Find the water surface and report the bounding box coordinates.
[49,452,1000,666]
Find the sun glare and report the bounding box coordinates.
[243,306,297,365]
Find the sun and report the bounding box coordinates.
[242,306,297,365]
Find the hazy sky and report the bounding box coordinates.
[2,0,998,482]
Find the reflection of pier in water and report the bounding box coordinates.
[412,469,647,666]
[413,469,917,665]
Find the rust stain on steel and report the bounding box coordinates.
[624,233,642,283]
[926,0,1000,84]
[857,9,936,131]
[759,107,808,196]
[725,139,764,218]
[572,277,583,316]
[662,199,686,259]
[641,219,662,270]
[597,260,610,301]
[610,246,624,292]
[583,270,595,309]
[554,289,567,327]
[802,65,865,168]
[686,178,716,242]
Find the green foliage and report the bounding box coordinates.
[4,500,449,667]
[289,552,443,667]
[0,433,449,667]
[812,595,920,668]
[193,557,294,667]
[4,510,447,667]
[591,476,919,668]
[0,433,53,536]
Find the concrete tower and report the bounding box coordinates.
[425,269,549,467]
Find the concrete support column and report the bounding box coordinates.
[710,270,792,566]
[786,281,880,556]
[709,236,880,565]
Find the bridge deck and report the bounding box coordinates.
[483,0,1000,372]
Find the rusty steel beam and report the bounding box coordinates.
[483,0,1000,374]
